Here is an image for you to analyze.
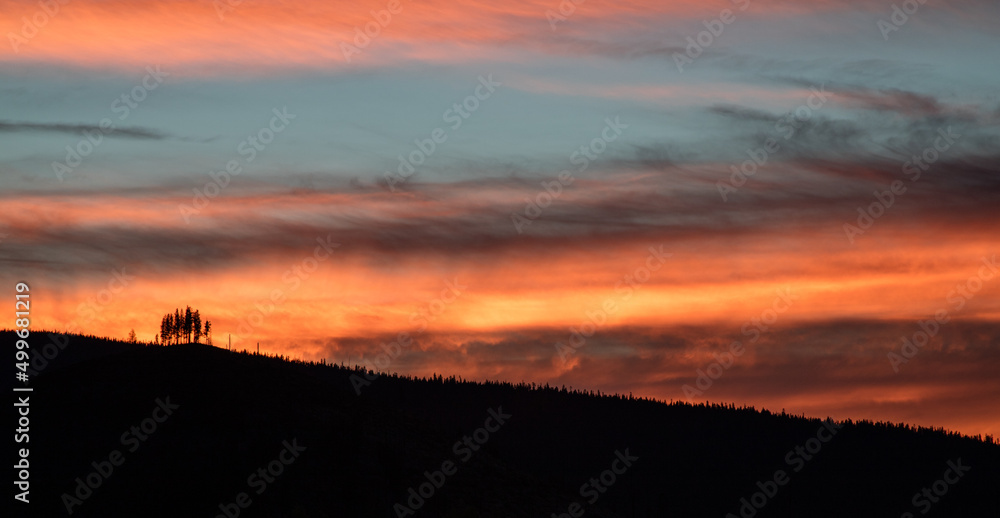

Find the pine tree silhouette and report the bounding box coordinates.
[184,306,193,343]
[173,309,182,344]
[159,307,210,346]
[193,310,202,343]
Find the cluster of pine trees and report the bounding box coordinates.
[158,306,211,345]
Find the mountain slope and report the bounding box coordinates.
[9,331,999,518]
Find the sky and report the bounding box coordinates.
[2,0,999,437]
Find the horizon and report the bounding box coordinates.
[3,0,1000,442]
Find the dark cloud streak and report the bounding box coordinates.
[0,119,169,139]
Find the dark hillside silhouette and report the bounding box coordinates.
[7,330,998,518]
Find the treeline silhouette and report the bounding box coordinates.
[156,306,211,345]
[245,349,998,445]
[9,329,999,518]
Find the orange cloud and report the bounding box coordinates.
[0,0,888,72]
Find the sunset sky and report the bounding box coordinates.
[2,0,999,437]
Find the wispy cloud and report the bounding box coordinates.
[0,120,169,139]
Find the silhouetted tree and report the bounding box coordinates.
[127,329,137,343]
[192,310,202,343]
[184,306,193,343]
[159,307,210,346]
[160,315,170,346]
[173,309,182,344]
